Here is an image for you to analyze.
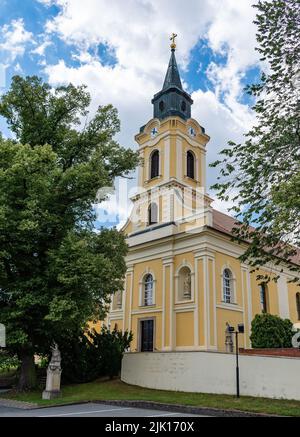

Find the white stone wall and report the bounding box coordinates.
[121,351,300,401]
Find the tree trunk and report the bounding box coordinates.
[17,353,37,391]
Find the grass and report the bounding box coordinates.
[1,378,300,416]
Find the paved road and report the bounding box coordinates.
[0,402,204,417]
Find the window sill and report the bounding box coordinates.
[175,299,194,305]
[217,302,243,313]
[146,176,162,183]
[139,304,156,309]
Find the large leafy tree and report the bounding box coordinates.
[0,76,138,390]
[211,0,300,282]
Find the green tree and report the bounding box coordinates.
[250,313,294,348]
[0,76,138,390]
[211,0,300,282]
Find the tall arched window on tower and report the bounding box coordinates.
[187,150,195,179]
[148,202,158,226]
[259,283,269,313]
[150,150,159,179]
[296,292,300,320]
[223,268,233,303]
[143,274,154,306]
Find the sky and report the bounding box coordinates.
[0,0,262,228]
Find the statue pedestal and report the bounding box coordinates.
[42,367,62,400]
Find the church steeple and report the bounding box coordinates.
[162,49,183,91]
[152,34,193,121]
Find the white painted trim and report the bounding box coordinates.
[138,149,144,186]
[241,266,247,347]
[128,268,134,333]
[174,305,196,312]
[164,138,170,181]
[200,150,206,191]
[131,309,162,315]
[109,315,124,321]
[194,257,199,347]
[216,304,244,312]
[211,256,217,348]
[162,263,166,349]
[203,256,210,349]
[246,268,253,347]
[277,274,290,319]
[170,261,175,350]
[176,137,182,182]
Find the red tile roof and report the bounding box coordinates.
[211,209,300,267]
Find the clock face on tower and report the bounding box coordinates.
[188,127,196,137]
[151,127,158,138]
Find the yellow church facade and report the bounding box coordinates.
[105,42,300,354]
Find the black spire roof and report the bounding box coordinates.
[152,47,193,121]
[162,49,183,90]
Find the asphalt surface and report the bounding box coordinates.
[0,402,205,417]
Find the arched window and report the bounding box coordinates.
[148,202,158,225]
[223,268,233,304]
[296,292,300,320]
[143,274,154,306]
[178,266,192,301]
[187,151,195,179]
[150,150,159,179]
[259,283,269,313]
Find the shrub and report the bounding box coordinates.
[56,326,133,384]
[250,313,294,348]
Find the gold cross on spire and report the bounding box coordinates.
[170,33,177,50]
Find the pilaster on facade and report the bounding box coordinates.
[277,274,290,320]
[194,248,216,350]
[125,265,134,336]
[162,256,175,351]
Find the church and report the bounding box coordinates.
[106,37,300,353]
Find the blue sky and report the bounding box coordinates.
[0,0,262,227]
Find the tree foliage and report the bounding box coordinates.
[210,0,300,282]
[250,313,295,348]
[0,76,138,389]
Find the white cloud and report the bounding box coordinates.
[40,0,260,219]
[0,18,33,63]
[31,38,53,56]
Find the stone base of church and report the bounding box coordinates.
[121,350,300,400]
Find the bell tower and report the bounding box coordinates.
[124,35,213,237]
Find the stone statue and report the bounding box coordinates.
[225,322,234,353]
[183,272,191,299]
[42,342,62,400]
[117,291,122,310]
[49,343,61,371]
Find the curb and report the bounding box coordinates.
[0,398,39,410]
[0,397,283,416]
[92,400,278,417]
